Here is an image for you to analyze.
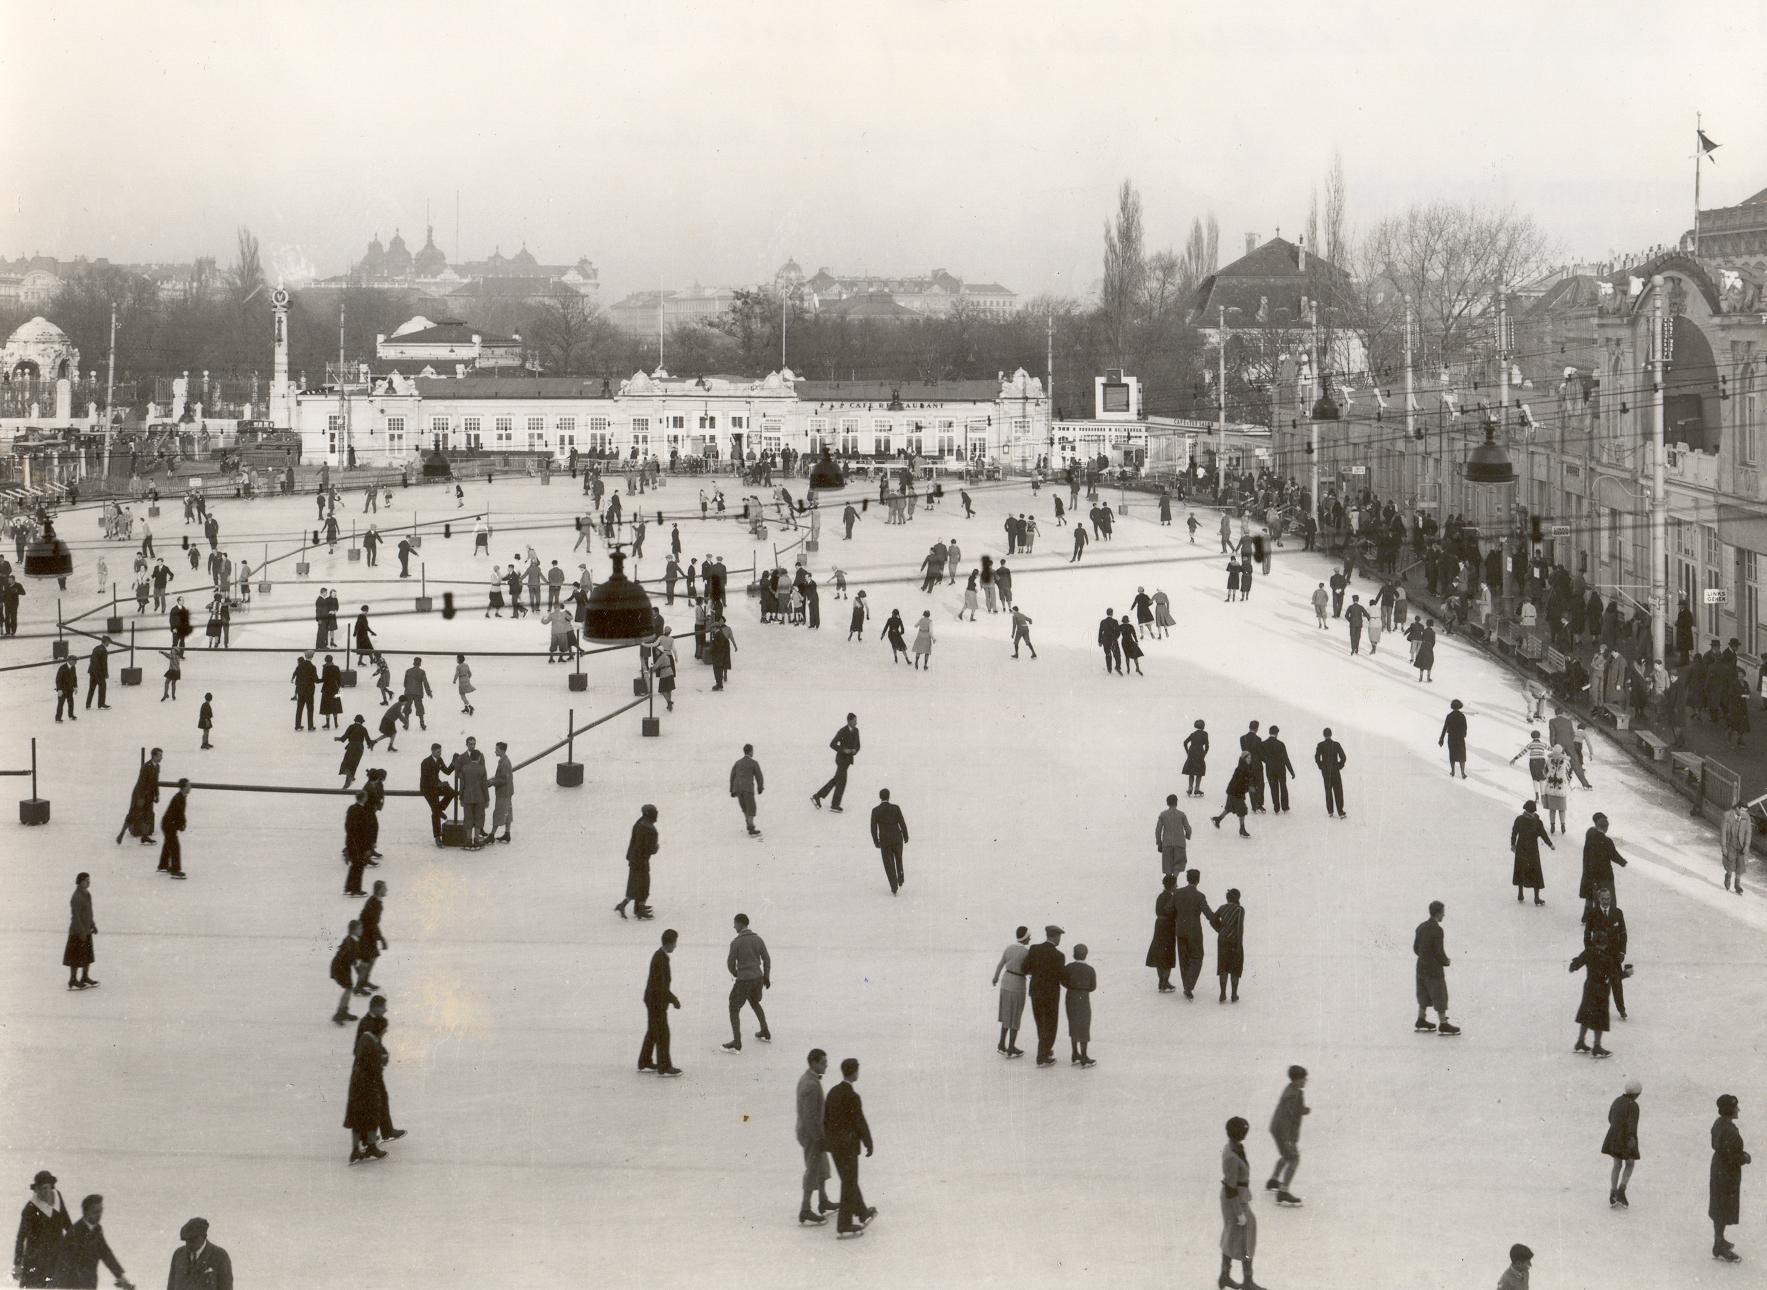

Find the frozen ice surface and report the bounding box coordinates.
[2,477,1763,1289]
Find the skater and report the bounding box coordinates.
[352,606,375,666]
[53,655,77,723]
[1495,1244,1534,1290]
[1022,925,1067,1066]
[1265,1065,1309,1207]
[722,913,772,1051]
[1186,511,1199,543]
[1579,813,1628,914]
[1172,869,1218,999]
[811,714,860,811]
[14,1170,71,1287]
[909,611,936,670]
[614,804,661,921]
[1345,595,1368,653]
[342,791,376,896]
[1315,728,1347,818]
[156,779,190,878]
[1152,588,1174,638]
[796,1050,836,1225]
[1062,945,1096,1066]
[116,747,163,846]
[1219,1117,1263,1290]
[402,657,432,730]
[1098,608,1123,673]
[1439,700,1469,777]
[1156,793,1191,876]
[54,1192,134,1290]
[1183,720,1209,796]
[1415,617,1437,682]
[344,996,391,1164]
[730,744,764,836]
[158,647,180,702]
[1010,604,1037,658]
[318,655,343,730]
[881,609,908,663]
[1118,615,1144,675]
[454,737,489,846]
[992,926,1032,1055]
[1541,746,1572,834]
[1569,929,1619,1057]
[1602,1079,1641,1208]
[1070,525,1087,562]
[330,919,365,1024]
[706,618,737,690]
[1212,753,1256,838]
[847,590,870,641]
[1721,799,1750,894]
[198,692,214,749]
[1216,887,1245,1002]
[1261,726,1294,813]
[823,1059,875,1237]
[357,882,388,996]
[638,929,682,1076]
[490,741,514,843]
[419,744,455,845]
[869,789,910,895]
[1239,722,1266,812]
[85,637,110,709]
[335,714,372,788]
[1146,874,1179,993]
[1413,900,1458,1034]
[1509,731,1550,794]
[64,873,100,991]
[1709,1093,1749,1262]
[1311,582,1329,628]
[1510,800,1552,904]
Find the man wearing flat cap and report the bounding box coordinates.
[1021,926,1067,1067]
[165,1218,231,1290]
[13,1169,70,1287]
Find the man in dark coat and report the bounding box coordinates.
[54,657,78,722]
[343,791,376,897]
[1315,727,1347,818]
[823,1058,875,1237]
[1261,725,1296,814]
[290,651,318,731]
[165,1217,231,1290]
[85,639,111,710]
[1579,813,1628,912]
[396,537,413,577]
[1098,610,1123,674]
[811,713,860,811]
[53,1194,132,1289]
[1709,1093,1750,1261]
[1146,874,1179,991]
[1022,925,1067,1066]
[13,1170,70,1287]
[419,743,455,846]
[639,929,681,1075]
[617,804,660,920]
[1171,868,1218,999]
[1239,721,1267,811]
[868,788,909,895]
[1582,886,1629,1020]
[156,779,190,878]
[1412,900,1458,1034]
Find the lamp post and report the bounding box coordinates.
[1650,276,1668,677]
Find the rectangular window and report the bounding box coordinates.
[1741,551,1760,656]
[937,419,956,457]
[494,416,513,445]
[730,414,748,431]
[839,417,859,440]
[386,416,405,454]
[630,418,649,457]
[698,413,718,431]
[462,416,482,449]
[665,414,685,431]
[872,418,892,456]
[1745,393,1760,468]
[806,417,829,450]
[429,414,449,443]
[557,416,576,439]
[1705,525,1725,636]
[903,424,924,456]
[1012,418,1030,441]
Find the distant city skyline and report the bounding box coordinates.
[2,0,1764,305]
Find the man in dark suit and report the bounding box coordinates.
[157,779,190,878]
[290,651,318,731]
[54,657,78,722]
[1261,725,1296,814]
[1579,812,1629,913]
[1022,925,1067,1066]
[53,1193,133,1289]
[343,791,376,896]
[1315,727,1347,818]
[1582,885,1629,1021]
[419,743,455,846]
[811,713,861,812]
[868,789,910,895]
[1412,900,1457,1034]
[1098,610,1123,674]
[86,638,111,710]
[640,929,681,1076]
[823,1057,875,1237]
[165,1217,230,1290]
[1172,869,1219,999]
[1239,721,1266,811]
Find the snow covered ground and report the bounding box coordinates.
[2,473,1763,1289]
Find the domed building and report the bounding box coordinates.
[1,316,80,382]
[413,225,447,277]
[384,230,413,279]
[358,233,387,281]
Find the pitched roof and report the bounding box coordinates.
[385,322,487,346]
[1192,236,1355,328]
[796,378,1003,404]
[448,276,574,299]
[823,294,920,320]
[411,376,614,400]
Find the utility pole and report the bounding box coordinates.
[1045,312,1054,470]
[1498,288,1511,553]
[1216,305,1227,488]
[1309,303,1320,519]
[101,303,117,478]
[338,299,347,468]
[1403,294,1415,503]
[1650,275,1668,678]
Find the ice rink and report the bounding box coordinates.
[2,472,1763,1289]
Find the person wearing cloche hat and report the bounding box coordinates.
[13,1170,70,1287]
[166,1218,231,1290]
[1710,1093,1751,1263]
[1601,1079,1642,1208]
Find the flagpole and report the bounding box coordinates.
[1694,112,1703,256]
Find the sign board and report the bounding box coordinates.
[1704,588,1729,605]
[1349,466,1368,476]
[1550,524,1572,536]
[1254,448,1270,460]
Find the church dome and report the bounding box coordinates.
[360,234,386,277]
[6,316,73,348]
[384,229,412,277]
[512,244,537,268]
[413,225,447,276]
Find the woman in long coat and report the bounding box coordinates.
[1438,699,1469,777]
[960,571,979,622]
[1510,800,1552,904]
[1219,1117,1259,1289]
[910,611,936,671]
[1602,1079,1641,1208]
[881,610,908,663]
[1224,559,1241,603]
[1182,720,1210,797]
[1145,875,1178,992]
[64,873,97,990]
[319,656,343,729]
[1414,621,1437,682]
[1062,947,1096,1066]
[1130,588,1155,637]
[1118,616,1144,676]
[1569,929,1616,1056]
[345,1022,390,1163]
[847,591,869,641]
[1709,1093,1750,1261]
[1152,589,1175,638]
[991,926,1031,1056]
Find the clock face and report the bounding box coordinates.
[271,287,290,308]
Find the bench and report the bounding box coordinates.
[1539,646,1567,675]
[1519,634,1545,662]
[1636,730,1669,761]
[1463,621,1489,644]
[1671,750,1705,783]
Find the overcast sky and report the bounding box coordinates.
[5,0,1764,302]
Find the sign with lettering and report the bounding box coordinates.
[1704,588,1729,605]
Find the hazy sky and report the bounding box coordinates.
[5,0,1764,302]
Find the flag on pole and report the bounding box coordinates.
[1698,128,1720,161]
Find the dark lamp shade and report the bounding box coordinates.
[1464,423,1517,485]
[808,447,846,491]
[583,551,657,643]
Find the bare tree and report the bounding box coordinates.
[1101,179,1145,365]
[1178,214,1220,299]
[1145,249,1185,323]
[528,288,610,373]
[1322,150,1348,269]
[226,227,265,306]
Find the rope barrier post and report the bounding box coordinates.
[568,638,587,691]
[408,512,421,551]
[120,621,142,686]
[640,658,660,738]
[258,542,271,595]
[19,737,50,825]
[415,564,432,614]
[52,601,68,659]
[295,537,310,578]
[347,519,361,563]
[106,587,123,635]
[556,706,583,787]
